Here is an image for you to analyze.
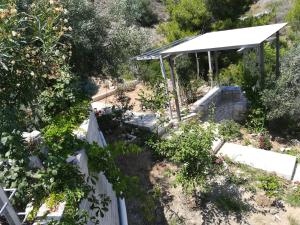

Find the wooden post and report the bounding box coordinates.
[168,57,181,121]
[208,51,213,87]
[159,56,173,119]
[259,43,265,88]
[275,31,280,78]
[214,51,219,83]
[196,53,200,79]
[173,58,182,107]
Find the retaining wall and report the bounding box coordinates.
[74,112,120,225]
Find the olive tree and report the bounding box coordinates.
[262,43,300,127]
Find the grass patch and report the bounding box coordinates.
[286,148,300,162]
[286,185,300,207]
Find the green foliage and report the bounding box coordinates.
[62,0,108,77]
[175,54,207,104]
[136,60,162,84]
[262,43,300,129]
[219,63,244,86]
[139,81,169,112]
[160,0,262,42]
[219,120,242,141]
[286,148,300,162]
[134,0,159,27]
[148,121,221,190]
[159,0,211,41]
[0,0,75,131]
[86,141,141,198]
[246,107,267,134]
[205,0,252,21]
[287,0,300,31]
[286,185,300,207]
[109,0,158,27]
[258,134,272,150]
[257,174,284,197]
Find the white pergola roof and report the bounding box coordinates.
[161,23,287,56]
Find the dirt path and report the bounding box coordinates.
[118,148,300,225]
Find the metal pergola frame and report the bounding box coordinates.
[134,23,287,122]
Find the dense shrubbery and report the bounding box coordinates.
[148,121,222,190]
[0,0,76,130]
[219,120,242,141]
[287,0,300,31]
[0,0,146,223]
[262,44,300,131]
[160,0,256,42]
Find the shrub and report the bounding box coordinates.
[286,148,300,162]
[219,120,242,141]
[246,107,267,134]
[0,0,75,130]
[63,0,108,77]
[262,43,300,130]
[257,174,284,198]
[287,0,300,31]
[286,185,300,207]
[138,81,169,113]
[148,121,221,190]
[258,134,272,150]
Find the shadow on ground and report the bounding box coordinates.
[117,150,169,225]
[195,179,276,225]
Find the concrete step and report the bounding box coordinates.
[217,143,297,180]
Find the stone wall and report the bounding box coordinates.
[190,86,248,122]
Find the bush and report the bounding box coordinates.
[138,80,169,113]
[258,134,272,150]
[286,185,300,207]
[0,0,75,130]
[287,0,300,31]
[246,107,267,134]
[148,121,221,190]
[63,0,108,77]
[257,174,284,198]
[219,120,242,141]
[205,0,252,21]
[262,43,300,130]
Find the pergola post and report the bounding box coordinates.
[168,57,181,121]
[214,51,219,83]
[275,31,280,78]
[159,56,173,119]
[208,51,213,87]
[259,42,265,88]
[196,53,200,79]
[173,58,182,107]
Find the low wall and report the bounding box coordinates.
[74,112,120,225]
[190,86,248,122]
[92,80,139,102]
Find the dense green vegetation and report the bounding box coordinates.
[148,121,222,190]
[1,0,300,223]
[0,0,149,223]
